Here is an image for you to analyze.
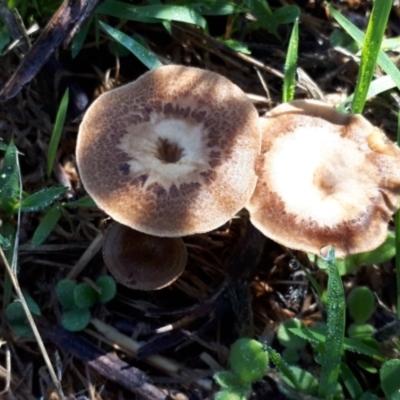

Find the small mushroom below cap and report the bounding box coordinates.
[247,99,400,258]
[103,223,187,290]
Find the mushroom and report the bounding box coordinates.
[103,223,187,290]
[247,99,400,258]
[76,65,260,237]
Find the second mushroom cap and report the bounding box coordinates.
[248,99,400,258]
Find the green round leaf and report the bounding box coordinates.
[55,279,77,309]
[380,359,400,400]
[61,308,91,332]
[277,319,307,350]
[6,301,26,324]
[10,322,33,338]
[229,338,269,383]
[74,282,98,308]
[347,322,374,339]
[214,389,244,400]
[347,286,375,324]
[95,276,117,303]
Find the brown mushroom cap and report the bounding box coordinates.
[77,65,260,236]
[247,99,400,258]
[103,223,187,290]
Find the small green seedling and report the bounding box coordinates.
[6,292,41,338]
[214,338,269,399]
[55,276,117,332]
[347,286,375,324]
[229,338,269,383]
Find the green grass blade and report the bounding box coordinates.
[350,0,392,113]
[340,362,363,399]
[129,5,207,29]
[1,220,15,307]
[396,111,400,319]
[0,139,20,215]
[71,16,92,58]
[99,22,163,70]
[318,248,346,399]
[96,0,161,22]
[291,327,386,362]
[31,204,62,246]
[96,1,207,29]
[47,89,69,179]
[327,4,400,109]
[283,18,299,103]
[18,186,67,212]
[266,345,301,391]
[62,196,96,208]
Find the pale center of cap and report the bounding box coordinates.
[265,126,379,227]
[117,115,209,187]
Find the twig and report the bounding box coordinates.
[0,247,65,400]
[67,232,104,279]
[38,320,168,400]
[0,0,102,101]
[0,342,11,396]
[90,318,182,375]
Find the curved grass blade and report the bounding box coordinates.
[283,18,299,103]
[99,22,162,70]
[31,204,62,246]
[71,16,92,58]
[47,88,69,179]
[266,345,301,391]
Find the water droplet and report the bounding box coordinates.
[320,245,335,261]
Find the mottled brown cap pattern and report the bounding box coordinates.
[77,65,260,236]
[103,223,187,290]
[248,100,400,257]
